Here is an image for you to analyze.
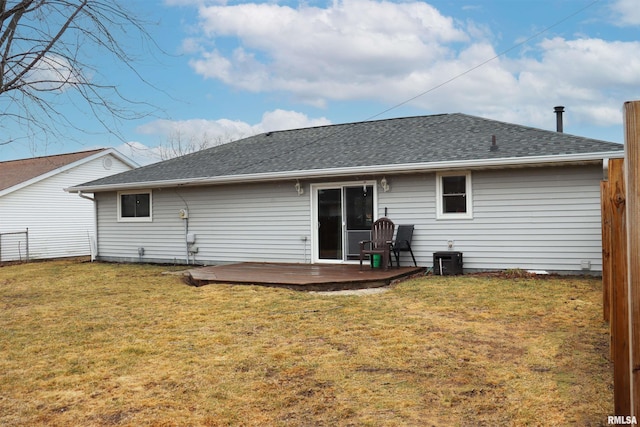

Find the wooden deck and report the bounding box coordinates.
[183,262,425,291]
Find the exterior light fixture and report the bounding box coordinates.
[380,176,390,192]
[295,181,304,196]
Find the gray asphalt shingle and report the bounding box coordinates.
[76,113,623,189]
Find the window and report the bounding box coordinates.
[436,172,472,219]
[118,191,152,222]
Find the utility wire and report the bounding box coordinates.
[228,0,602,174]
[363,0,601,122]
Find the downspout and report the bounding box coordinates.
[78,192,98,261]
[184,216,190,265]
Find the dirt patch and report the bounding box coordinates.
[310,287,390,296]
[467,269,556,279]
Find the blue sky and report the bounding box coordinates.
[1,0,638,164]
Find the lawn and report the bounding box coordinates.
[0,260,612,426]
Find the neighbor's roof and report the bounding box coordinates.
[0,148,138,195]
[68,113,624,192]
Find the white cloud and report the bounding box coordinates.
[512,37,640,127]
[190,0,467,97]
[136,110,330,140]
[136,117,255,141]
[610,0,640,26]
[179,0,638,135]
[115,141,164,166]
[129,110,331,164]
[23,54,82,91]
[535,38,640,87]
[259,109,331,131]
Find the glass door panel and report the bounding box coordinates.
[317,188,343,260]
[345,185,374,260]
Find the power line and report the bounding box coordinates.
[363,0,602,122]
[228,0,602,174]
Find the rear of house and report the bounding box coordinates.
[88,164,603,273]
[68,113,623,274]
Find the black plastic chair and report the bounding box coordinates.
[391,225,417,267]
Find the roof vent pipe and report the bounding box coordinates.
[554,106,565,133]
[490,135,499,151]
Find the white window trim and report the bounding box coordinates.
[117,190,153,222]
[436,171,473,220]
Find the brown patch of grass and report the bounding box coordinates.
[0,260,612,426]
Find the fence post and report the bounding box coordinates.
[610,157,631,415]
[601,178,612,323]
[624,101,640,416]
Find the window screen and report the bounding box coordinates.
[120,193,150,218]
[442,176,466,214]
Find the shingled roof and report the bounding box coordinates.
[69,113,624,192]
[0,149,109,192]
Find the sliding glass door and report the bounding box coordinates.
[315,183,375,262]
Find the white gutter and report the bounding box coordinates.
[78,191,94,202]
[66,150,625,193]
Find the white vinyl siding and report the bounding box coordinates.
[376,173,434,268]
[95,164,605,273]
[96,181,312,264]
[377,165,604,273]
[0,155,132,261]
[460,166,603,272]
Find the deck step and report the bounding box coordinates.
[183,262,425,291]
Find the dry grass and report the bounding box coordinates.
[0,260,612,426]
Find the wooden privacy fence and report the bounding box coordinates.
[601,101,640,416]
[0,229,29,262]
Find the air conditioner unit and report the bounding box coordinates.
[433,251,463,275]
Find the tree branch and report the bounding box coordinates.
[0,0,162,147]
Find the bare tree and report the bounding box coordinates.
[0,0,158,147]
[155,130,244,162]
[117,129,246,165]
[156,131,214,161]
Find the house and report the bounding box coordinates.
[0,148,137,261]
[67,113,624,273]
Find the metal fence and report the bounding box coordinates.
[0,229,29,262]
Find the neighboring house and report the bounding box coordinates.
[0,149,137,261]
[67,113,625,273]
